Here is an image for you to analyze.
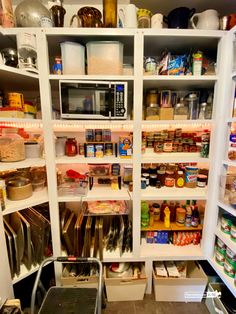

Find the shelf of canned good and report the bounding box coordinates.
[141,186,208,200]
[55,156,133,164]
[217,201,236,217]
[141,151,209,164]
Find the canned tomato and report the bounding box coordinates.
[230,221,236,242]
[224,258,236,278]
[215,249,225,266]
[221,214,232,234]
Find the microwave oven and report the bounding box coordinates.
[59,80,128,119]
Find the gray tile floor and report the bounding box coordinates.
[103,294,209,314]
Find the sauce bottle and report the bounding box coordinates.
[185,200,192,227]
[191,200,200,227]
[164,206,170,228]
[169,201,176,222]
[175,170,185,188]
[160,200,168,221]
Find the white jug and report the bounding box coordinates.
[119,4,137,28]
[60,42,85,75]
[151,13,163,29]
[190,9,219,30]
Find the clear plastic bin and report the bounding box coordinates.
[86,41,123,75]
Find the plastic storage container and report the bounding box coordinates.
[0,128,25,162]
[60,42,85,74]
[86,41,123,75]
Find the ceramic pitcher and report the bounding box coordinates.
[190,9,219,30]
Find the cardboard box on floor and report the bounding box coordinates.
[104,265,147,302]
[153,261,208,302]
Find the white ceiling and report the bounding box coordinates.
[131,0,236,16]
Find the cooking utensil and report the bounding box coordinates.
[17,211,32,270]
[10,212,24,263]
[6,177,33,201]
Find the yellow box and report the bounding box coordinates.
[159,108,174,120]
[0,110,24,118]
[24,104,37,114]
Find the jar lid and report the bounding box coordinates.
[142,173,149,177]
[166,170,174,174]
[152,203,160,208]
[150,174,157,178]
[177,171,184,175]
[137,8,152,17]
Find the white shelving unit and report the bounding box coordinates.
[217,201,236,217]
[1,22,236,300]
[0,158,45,171]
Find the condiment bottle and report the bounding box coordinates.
[175,170,185,188]
[152,203,160,222]
[149,207,154,226]
[191,200,200,227]
[164,206,170,228]
[169,201,176,222]
[141,201,150,227]
[160,200,168,221]
[185,200,192,227]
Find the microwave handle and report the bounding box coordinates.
[108,85,112,118]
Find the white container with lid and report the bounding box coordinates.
[60,42,85,74]
[86,41,123,75]
[24,142,41,158]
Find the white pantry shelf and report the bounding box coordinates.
[209,258,236,298]
[0,118,42,126]
[141,186,207,200]
[4,189,48,215]
[217,201,236,217]
[140,239,203,260]
[141,150,209,163]
[215,225,236,253]
[49,74,134,81]
[142,120,213,127]
[13,264,39,285]
[58,186,131,202]
[0,158,45,171]
[222,160,236,167]
[53,120,134,131]
[56,156,132,164]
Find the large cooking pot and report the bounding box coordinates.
[164,7,195,29]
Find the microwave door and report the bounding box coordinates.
[95,90,112,118]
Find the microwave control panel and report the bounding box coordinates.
[115,84,126,117]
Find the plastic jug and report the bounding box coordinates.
[60,42,85,75]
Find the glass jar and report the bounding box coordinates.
[123,166,133,184]
[142,173,149,186]
[152,203,160,222]
[65,138,77,156]
[174,98,189,120]
[185,166,198,188]
[144,57,157,74]
[157,170,165,186]
[137,9,151,28]
[146,104,159,120]
[146,89,158,106]
[0,128,25,162]
[150,174,157,187]
[55,136,67,157]
[165,170,175,187]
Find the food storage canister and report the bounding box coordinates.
[185,166,198,188]
[60,42,85,74]
[197,174,207,187]
[86,41,123,75]
[137,9,151,28]
[24,142,41,158]
[0,128,25,162]
[55,136,67,157]
[6,177,32,201]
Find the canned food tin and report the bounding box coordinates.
[230,222,236,242]
[226,247,236,263]
[221,214,233,234]
[224,258,236,278]
[215,249,225,266]
[216,237,226,253]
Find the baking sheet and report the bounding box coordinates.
[17,211,32,270]
[10,212,24,263]
[4,227,14,278]
[62,212,76,255]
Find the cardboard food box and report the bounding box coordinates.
[104,265,147,301]
[61,275,98,288]
[159,108,174,120]
[153,261,207,302]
